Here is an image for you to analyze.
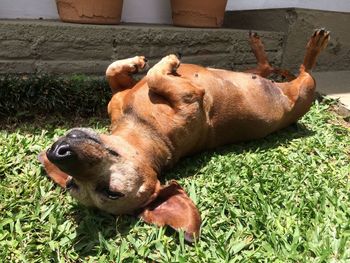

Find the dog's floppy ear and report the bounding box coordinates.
[38,151,69,188]
[140,180,201,242]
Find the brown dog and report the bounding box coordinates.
[39,29,329,242]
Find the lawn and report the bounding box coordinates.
[1,95,349,262]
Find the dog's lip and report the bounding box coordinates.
[37,151,45,164]
[65,176,76,190]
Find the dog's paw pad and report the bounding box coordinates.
[249,31,259,39]
[175,52,182,60]
[130,56,149,73]
[166,54,181,66]
[160,54,181,73]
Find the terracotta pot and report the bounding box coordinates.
[170,0,228,28]
[56,0,123,24]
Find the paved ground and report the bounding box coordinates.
[314,71,350,109]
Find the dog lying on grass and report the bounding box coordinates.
[39,29,329,242]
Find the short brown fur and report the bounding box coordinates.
[40,30,329,242]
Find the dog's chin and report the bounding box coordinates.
[68,181,157,216]
[66,161,159,216]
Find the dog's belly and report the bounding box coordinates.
[114,66,294,159]
[204,72,293,147]
[174,67,293,149]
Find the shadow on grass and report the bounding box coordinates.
[69,204,139,258]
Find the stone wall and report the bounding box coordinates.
[0,20,284,74]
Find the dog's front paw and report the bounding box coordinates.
[160,54,181,74]
[129,55,148,73]
[147,54,181,77]
[106,56,149,77]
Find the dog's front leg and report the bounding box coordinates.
[106,56,148,94]
[146,54,204,109]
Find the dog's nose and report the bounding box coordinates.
[46,128,101,166]
[55,143,72,157]
[66,129,88,139]
[66,128,101,144]
[46,140,76,163]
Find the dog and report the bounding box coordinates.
[39,29,329,242]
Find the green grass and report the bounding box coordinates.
[0,100,349,262]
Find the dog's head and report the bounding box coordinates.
[39,128,200,242]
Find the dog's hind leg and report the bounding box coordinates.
[277,29,330,124]
[244,32,273,77]
[301,28,330,72]
[106,56,148,94]
[245,32,296,81]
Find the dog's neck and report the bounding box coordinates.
[110,119,174,174]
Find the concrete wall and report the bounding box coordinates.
[0,0,349,23]
[0,20,284,74]
[224,8,350,72]
[0,3,348,74]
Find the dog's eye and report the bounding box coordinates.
[103,189,125,200]
[107,148,119,157]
